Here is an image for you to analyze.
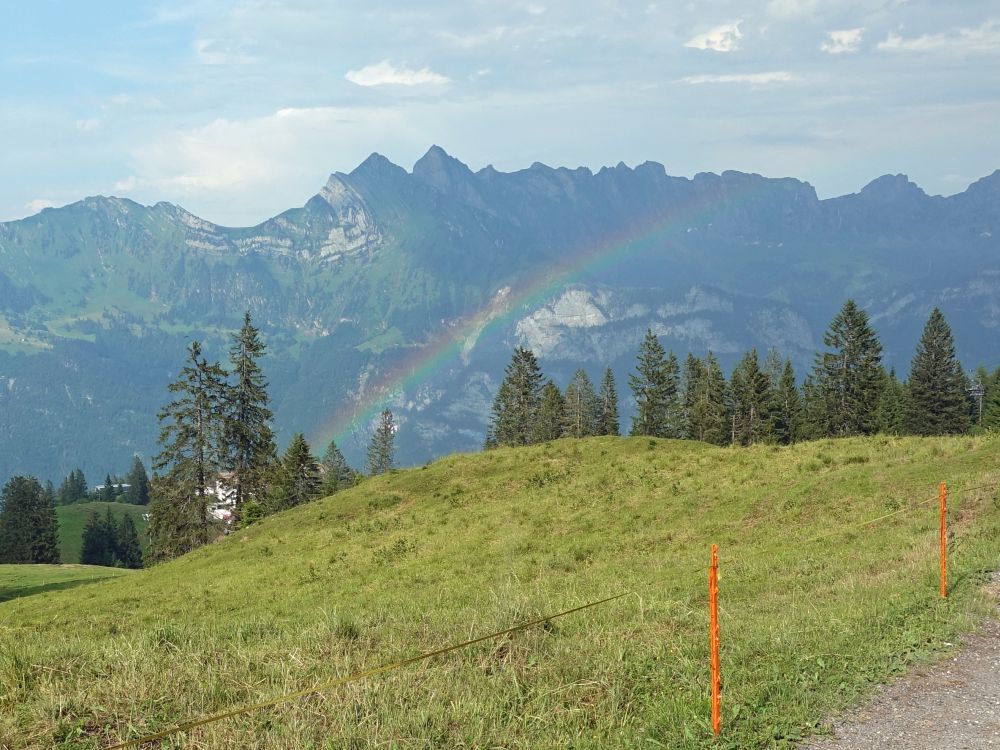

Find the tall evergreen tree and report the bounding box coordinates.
[687,352,730,446]
[0,476,60,564]
[563,369,599,438]
[812,300,883,437]
[272,433,322,511]
[903,308,970,435]
[226,311,276,517]
[533,380,567,442]
[366,409,397,476]
[80,511,115,566]
[983,366,1000,430]
[101,473,116,502]
[629,329,679,437]
[681,354,706,439]
[125,456,151,505]
[597,367,620,437]
[876,368,906,435]
[57,469,88,505]
[149,341,229,563]
[320,440,357,495]
[488,347,545,447]
[729,349,774,446]
[116,513,144,569]
[771,359,801,445]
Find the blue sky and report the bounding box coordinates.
[2,0,998,225]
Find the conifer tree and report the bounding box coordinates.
[983,366,1000,429]
[0,476,59,564]
[629,329,679,437]
[812,300,883,436]
[488,347,545,447]
[771,359,801,444]
[533,380,567,442]
[272,433,322,510]
[681,354,706,439]
[688,352,730,445]
[597,367,620,436]
[798,375,826,441]
[149,341,229,562]
[903,308,970,435]
[729,349,774,446]
[320,440,357,495]
[80,511,115,566]
[102,473,116,502]
[876,368,906,435]
[563,369,599,438]
[226,311,276,516]
[116,513,144,569]
[366,409,396,476]
[125,456,150,505]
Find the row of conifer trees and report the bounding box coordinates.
[487,301,982,448]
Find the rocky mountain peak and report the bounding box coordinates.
[858,173,927,203]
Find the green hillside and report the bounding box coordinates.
[0,564,128,604]
[55,502,150,565]
[2,435,999,749]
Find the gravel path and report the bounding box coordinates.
[804,572,1000,750]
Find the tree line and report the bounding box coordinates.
[80,507,144,568]
[51,457,151,506]
[487,301,980,448]
[148,312,396,562]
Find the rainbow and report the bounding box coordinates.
[311,176,767,452]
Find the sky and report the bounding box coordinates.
[1,0,999,225]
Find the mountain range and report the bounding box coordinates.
[1,146,998,479]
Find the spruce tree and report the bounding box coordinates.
[983,366,1000,429]
[681,354,706,439]
[798,375,826,441]
[563,369,599,438]
[629,329,678,437]
[597,367,620,436]
[102,474,116,502]
[688,352,730,446]
[226,311,276,517]
[366,409,396,476]
[149,341,229,563]
[730,349,774,446]
[488,347,545,447]
[771,359,801,445]
[125,456,151,505]
[80,512,114,566]
[903,308,970,435]
[0,476,59,564]
[876,368,906,435]
[812,300,883,437]
[533,380,567,442]
[320,440,357,495]
[272,433,322,511]
[116,513,144,569]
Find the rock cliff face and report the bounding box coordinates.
[1,147,998,478]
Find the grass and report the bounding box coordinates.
[55,502,150,565]
[1,434,998,749]
[0,565,127,604]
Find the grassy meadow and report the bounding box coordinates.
[55,502,150,565]
[1,434,999,749]
[0,565,127,605]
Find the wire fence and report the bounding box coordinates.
[104,479,998,748]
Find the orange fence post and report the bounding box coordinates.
[939,482,947,598]
[708,543,721,736]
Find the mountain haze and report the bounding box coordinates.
[1,147,999,478]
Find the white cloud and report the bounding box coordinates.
[682,71,797,85]
[194,38,258,65]
[25,199,56,213]
[685,22,742,52]
[877,21,1000,54]
[75,117,101,132]
[122,106,405,198]
[822,28,864,54]
[345,61,449,87]
[766,0,819,19]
